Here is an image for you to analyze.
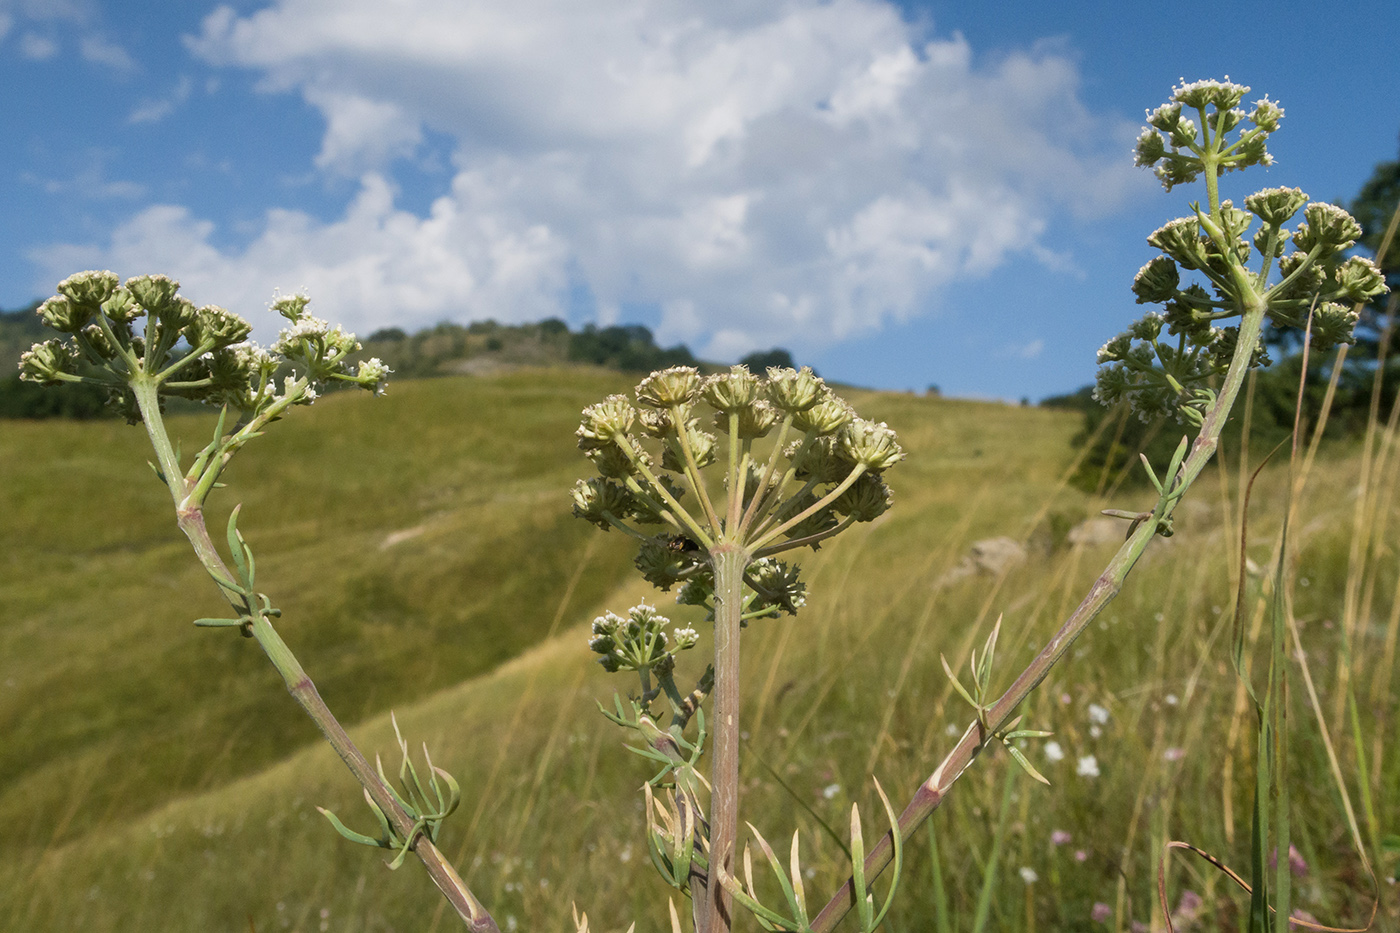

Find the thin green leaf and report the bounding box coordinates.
[1139,452,1163,493]
[851,803,871,931]
[940,654,979,712]
[192,616,245,628]
[865,777,903,932]
[1006,744,1051,786]
[316,806,387,848]
[789,831,808,929]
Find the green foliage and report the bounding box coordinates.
[567,323,696,372]
[739,348,797,372]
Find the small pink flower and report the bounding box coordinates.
[1091,902,1112,924]
[1164,746,1185,761]
[1172,888,1203,927]
[1074,849,1088,862]
[1268,844,1308,878]
[1050,829,1072,846]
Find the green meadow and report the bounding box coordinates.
[1,368,1396,931]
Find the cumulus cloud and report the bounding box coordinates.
[40,0,1145,357]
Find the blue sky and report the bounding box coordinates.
[2,0,1397,401]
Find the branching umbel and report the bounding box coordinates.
[572,365,904,933]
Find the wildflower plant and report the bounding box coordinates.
[573,78,1386,933]
[571,363,903,932]
[18,273,497,931]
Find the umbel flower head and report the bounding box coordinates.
[571,364,902,620]
[1098,81,1388,426]
[19,272,390,421]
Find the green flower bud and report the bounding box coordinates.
[1250,97,1283,132]
[80,322,120,360]
[1147,217,1207,270]
[18,339,77,385]
[634,536,691,591]
[1292,203,1361,253]
[1272,251,1326,302]
[1234,133,1272,169]
[629,475,685,525]
[271,293,312,322]
[184,305,253,350]
[766,366,824,413]
[125,274,181,314]
[1145,102,1182,133]
[571,477,633,529]
[1133,128,1165,167]
[776,490,839,542]
[677,572,715,609]
[354,357,392,395]
[577,395,636,449]
[1128,312,1164,342]
[36,296,94,333]
[701,365,759,411]
[1096,333,1131,364]
[1131,257,1179,303]
[787,436,848,484]
[1172,78,1247,111]
[1333,256,1387,302]
[1310,302,1361,352]
[635,366,702,408]
[1251,225,1288,259]
[100,288,141,324]
[56,270,119,310]
[587,442,643,479]
[1162,291,1213,343]
[661,421,716,472]
[792,395,854,436]
[838,418,904,472]
[834,472,892,522]
[1244,186,1308,227]
[747,558,806,616]
[732,399,778,438]
[638,406,679,438]
[1167,117,1197,149]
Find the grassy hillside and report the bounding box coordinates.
[1,372,1397,932]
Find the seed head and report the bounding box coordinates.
[838,419,904,472]
[1293,202,1362,253]
[1244,186,1308,227]
[701,365,759,412]
[1131,257,1180,304]
[766,366,825,413]
[56,270,119,310]
[635,366,702,409]
[577,395,636,449]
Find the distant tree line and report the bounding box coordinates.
[1,301,800,419]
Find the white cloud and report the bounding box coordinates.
[40,0,1146,358]
[129,75,194,124]
[79,33,133,70]
[19,30,56,59]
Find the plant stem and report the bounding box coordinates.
[705,543,750,933]
[131,382,497,932]
[808,300,1269,933]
